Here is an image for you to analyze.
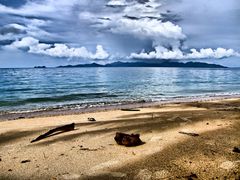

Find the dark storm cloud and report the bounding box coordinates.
[0,0,27,8]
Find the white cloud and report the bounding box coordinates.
[6,37,109,60]
[110,18,185,40]
[186,48,239,59]
[86,0,186,54]
[130,46,240,60]
[93,0,184,42]
[107,0,126,7]
[7,37,39,48]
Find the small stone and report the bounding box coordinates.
[88,117,96,122]
[8,169,12,172]
[233,147,240,153]
[184,173,198,180]
[206,122,209,125]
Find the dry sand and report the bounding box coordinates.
[0,98,239,179]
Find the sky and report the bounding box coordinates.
[0,0,239,67]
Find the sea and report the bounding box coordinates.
[0,67,240,114]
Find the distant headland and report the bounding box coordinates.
[34,66,46,68]
[57,61,226,68]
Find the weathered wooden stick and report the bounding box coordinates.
[178,131,199,137]
[31,123,75,143]
[121,109,140,111]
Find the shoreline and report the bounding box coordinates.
[1,94,240,121]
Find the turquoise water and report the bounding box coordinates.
[0,67,240,113]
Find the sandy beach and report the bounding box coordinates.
[0,98,239,179]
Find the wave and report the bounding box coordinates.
[0,92,118,107]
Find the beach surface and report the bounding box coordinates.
[0,98,239,179]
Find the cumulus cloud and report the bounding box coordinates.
[110,19,185,41]
[107,0,126,7]
[130,46,240,60]
[86,0,186,53]
[6,37,109,60]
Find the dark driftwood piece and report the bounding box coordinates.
[178,131,199,137]
[114,132,144,147]
[121,109,140,111]
[21,160,31,163]
[31,123,75,143]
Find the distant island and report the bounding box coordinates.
[57,61,226,68]
[34,66,46,68]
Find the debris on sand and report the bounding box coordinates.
[31,123,75,143]
[183,173,198,180]
[88,117,96,122]
[114,132,144,147]
[80,147,98,151]
[233,147,240,153]
[179,131,199,137]
[121,109,140,111]
[18,116,25,119]
[21,160,31,163]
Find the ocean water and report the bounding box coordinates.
[0,67,240,113]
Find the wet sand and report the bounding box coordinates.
[0,98,239,179]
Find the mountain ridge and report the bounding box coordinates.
[57,61,226,68]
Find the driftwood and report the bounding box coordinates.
[179,131,199,137]
[21,160,31,163]
[121,109,140,111]
[114,132,143,147]
[31,123,75,143]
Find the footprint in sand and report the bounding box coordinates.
[104,171,127,178]
[150,136,163,142]
[90,160,119,171]
[219,161,235,170]
[134,169,171,180]
[153,170,171,179]
[61,173,81,180]
[134,169,152,180]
